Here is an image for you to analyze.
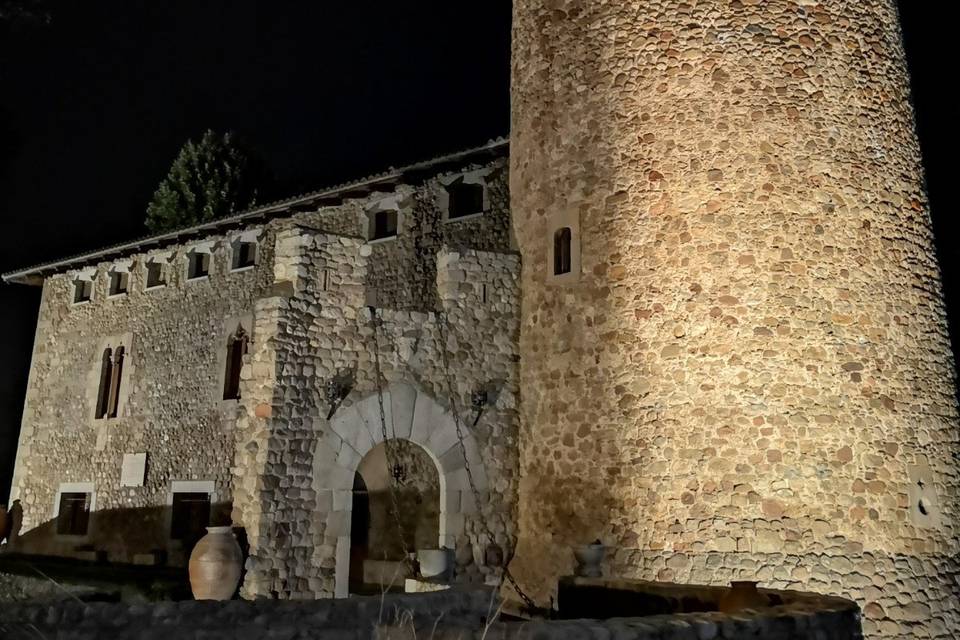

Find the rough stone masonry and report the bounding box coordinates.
[508,1,959,639]
[1,1,958,639]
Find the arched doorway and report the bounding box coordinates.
[315,383,489,598]
[349,439,440,593]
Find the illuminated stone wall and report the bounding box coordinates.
[509,1,960,637]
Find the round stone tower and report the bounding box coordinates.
[509,1,959,637]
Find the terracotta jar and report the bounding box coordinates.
[188,526,243,600]
[719,581,768,613]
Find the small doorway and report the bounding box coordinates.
[349,473,370,594]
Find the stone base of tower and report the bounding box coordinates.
[509,545,959,639]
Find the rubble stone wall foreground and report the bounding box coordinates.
[0,584,863,640]
[509,0,960,638]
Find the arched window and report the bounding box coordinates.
[554,227,572,275]
[95,348,113,419]
[223,326,249,400]
[106,346,125,418]
[447,181,484,219]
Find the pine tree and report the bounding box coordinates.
[145,130,269,233]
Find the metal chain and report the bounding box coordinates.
[434,309,538,612]
[369,306,417,577]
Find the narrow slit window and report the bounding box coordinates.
[554,227,572,275]
[108,271,129,296]
[447,181,484,219]
[56,492,91,536]
[232,241,257,270]
[223,327,249,400]
[170,491,211,543]
[188,252,210,279]
[95,348,113,419]
[146,261,165,288]
[74,279,92,304]
[369,209,398,241]
[106,346,125,419]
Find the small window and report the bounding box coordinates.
[369,209,398,241]
[232,241,257,270]
[146,260,166,288]
[95,346,125,419]
[554,227,572,275]
[73,279,92,304]
[108,271,129,296]
[170,492,211,543]
[56,492,91,536]
[95,348,113,419]
[223,326,249,401]
[447,181,484,219]
[107,346,125,418]
[188,251,210,279]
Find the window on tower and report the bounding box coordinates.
[554,227,572,276]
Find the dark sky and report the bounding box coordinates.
[0,2,952,502]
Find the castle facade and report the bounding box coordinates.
[3,1,959,638]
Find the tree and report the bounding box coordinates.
[0,0,50,25]
[145,130,270,233]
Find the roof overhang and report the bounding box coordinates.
[2,138,509,286]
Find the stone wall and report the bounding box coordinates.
[232,225,521,598]
[7,151,518,597]
[8,226,277,564]
[0,583,863,640]
[509,1,960,638]
[294,158,512,311]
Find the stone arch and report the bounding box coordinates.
[312,383,487,598]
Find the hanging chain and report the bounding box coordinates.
[369,306,417,577]
[434,309,538,613]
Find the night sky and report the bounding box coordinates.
[0,2,951,502]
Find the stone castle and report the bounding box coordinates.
[2,1,958,638]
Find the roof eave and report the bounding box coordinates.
[2,138,509,286]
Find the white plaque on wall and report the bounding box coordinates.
[120,453,147,487]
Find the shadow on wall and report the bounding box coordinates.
[4,501,238,571]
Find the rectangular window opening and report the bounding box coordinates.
[146,261,166,288]
[447,182,485,219]
[188,252,211,279]
[56,492,91,536]
[369,209,398,241]
[232,241,257,270]
[109,271,129,296]
[554,227,572,276]
[170,492,211,544]
[73,279,92,304]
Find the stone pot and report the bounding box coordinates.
[719,581,768,613]
[189,526,243,600]
[417,548,454,580]
[573,543,605,577]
